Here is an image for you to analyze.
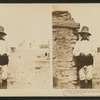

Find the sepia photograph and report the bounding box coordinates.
[0,4,52,90]
[52,4,100,90]
[0,3,100,96]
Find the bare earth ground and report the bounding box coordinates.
[7,48,51,89]
[6,48,100,89]
[92,54,100,89]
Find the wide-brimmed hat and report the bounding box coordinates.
[78,26,91,36]
[0,26,7,36]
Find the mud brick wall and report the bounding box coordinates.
[52,11,80,89]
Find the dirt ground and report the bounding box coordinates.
[4,47,100,89]
[7,48,51,89]
[92,53,100,89]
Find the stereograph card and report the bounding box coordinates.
[0,3,99,97]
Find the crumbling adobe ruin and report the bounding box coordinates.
[52,11,80,89]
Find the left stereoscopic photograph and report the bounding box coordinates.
[0,4,51,89]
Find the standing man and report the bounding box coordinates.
[0,26,10,89]
[73,26,95,89]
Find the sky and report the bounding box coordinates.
[0,4,100,48]
[52,4,100,48]
[0,4,51,47]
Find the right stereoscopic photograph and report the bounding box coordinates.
[52,4,100,89]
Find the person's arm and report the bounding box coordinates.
[73,41,80,56]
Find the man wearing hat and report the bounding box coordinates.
[0,26,10,89]
[73,26,95,89]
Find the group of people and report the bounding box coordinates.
[73,26,95,89]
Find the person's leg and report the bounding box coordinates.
[79,67,86,88]
[86,65,93,88]
[2,65,8,89]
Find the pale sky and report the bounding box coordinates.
[1,4,100,48]
[0,4,51,47]
[52,4,100,48]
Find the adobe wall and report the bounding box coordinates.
[52,11,80,89]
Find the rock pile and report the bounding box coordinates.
[52,11,80,89]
